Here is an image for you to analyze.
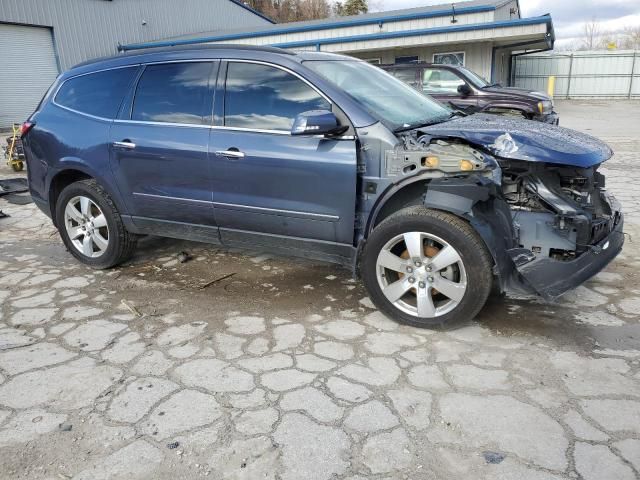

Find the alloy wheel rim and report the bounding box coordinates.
[375,232,467,318]
[64,196,109,258]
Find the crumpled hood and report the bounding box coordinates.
[422,114,612,168]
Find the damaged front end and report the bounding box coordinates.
[375,116,624,301]
[501,160,623,299]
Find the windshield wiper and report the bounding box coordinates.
[482,82,501,89]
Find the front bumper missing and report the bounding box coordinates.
[508,213,624,301]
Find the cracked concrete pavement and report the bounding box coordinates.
[0,101,639,479]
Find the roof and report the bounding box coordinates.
[69,45,356,76]
[121,0,520,51]
[76,44,296,69]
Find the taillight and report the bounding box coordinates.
[20,121,35,137]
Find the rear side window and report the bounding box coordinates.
[132,62,212,125]
[225,62,330,131]
[55,67,137,119]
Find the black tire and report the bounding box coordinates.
[55,179,137,269]
[361,206,493,329]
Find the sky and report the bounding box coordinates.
[372,0,640,47]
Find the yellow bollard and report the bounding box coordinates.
[547,75,556,98]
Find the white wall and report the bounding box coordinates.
[349,42,494,81]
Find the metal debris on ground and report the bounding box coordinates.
[177,251,191,263]
[483,451,506,464]
[0,178,28,196]
[120,299,143,318]
[58,423,73,432]
[198,273,236,290]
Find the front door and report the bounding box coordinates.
[421,67,477,112]
[110,61,218,229]
[210,61,357,254]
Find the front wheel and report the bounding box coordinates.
[361,206,493,328]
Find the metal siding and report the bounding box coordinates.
[514,51,640,99]
[0,0,270,70]
[0,23,59,127]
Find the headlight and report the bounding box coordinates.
[538,100,553,114]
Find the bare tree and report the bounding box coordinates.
[581,19,602,50]
[244,0,332,22]
[621,25,640,50]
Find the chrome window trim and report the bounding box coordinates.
[133,192,339,221]
[211,125,290,136]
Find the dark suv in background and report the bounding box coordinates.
[383,63,558,124]
[23,46,621,328]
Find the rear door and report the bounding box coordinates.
[209,60,357,253]
[110,61,218,230]
[422,67,477,111]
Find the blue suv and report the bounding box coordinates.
[23,45,624,328]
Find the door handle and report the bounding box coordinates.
[113,141,136,149]
[215,149,245,159]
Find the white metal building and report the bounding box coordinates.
[0,0,272,127]
[122,0,555,87]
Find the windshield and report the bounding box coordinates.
[459,67,490,88]
[304,60,451,131]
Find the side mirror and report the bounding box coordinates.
[291,110,348,137]
[457,84,472,96]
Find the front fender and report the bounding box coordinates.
[423,176,520,293]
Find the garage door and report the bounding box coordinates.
[0,23,59,128]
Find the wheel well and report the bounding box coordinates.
[370,181,428,234]
[49,170,92,220]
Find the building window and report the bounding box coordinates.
[225,62,330,132]
[395,55,419,64]
[132,62,213,125]
[433,52,465,66]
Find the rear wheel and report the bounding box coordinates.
[361,206,493,328]
[55,179,137,269]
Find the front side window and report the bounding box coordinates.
[55,67,137,119]
[132,62,212,125]
[224,62,330,131]
[422,69,466,94]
